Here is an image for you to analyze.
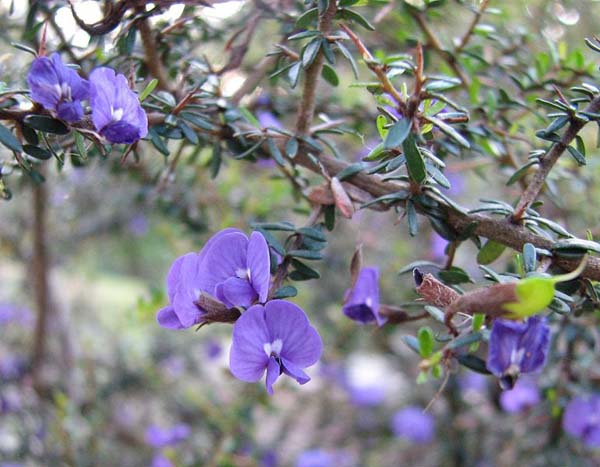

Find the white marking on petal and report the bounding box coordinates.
[60,82,72,101]
[264,338,283,357]
[235,268,250,280]
[365,297,373,308]
[112,107,124,121]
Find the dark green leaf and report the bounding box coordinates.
[179,120,199,145]
[268,138,285,166]
[553,239,600,254]
[288,62,302,89]
[252,221,296,231]
[448,332,484,350]
[335,162,368,181]
[21,125,38,145]
[286,137,299,158]
[23,144,51,160]
[210,142,221,178]
[407,199,418,236]
[290,259,321,279]
[0,123,22,152]
[287,249,323,260]
[477,240,505,265]
[339,8,375,30]
[506,160,537,186]
[24,115,69,135]
[149,130,170,156]
[272,285,298,299]
[302,38,323,69]
[179,112,215,131]
[74,132,87,160]
[321,64,339,86]
[523,243,537,273]
[424,115,470,149]
[360,190,410,209]
[295,7,319,28]
[402,134,427,184]
[297,226,327,241]
[384,118,411,149]
[457,355,491,374]
[324,204,335,231]
[336,42,359,78]
[438,267,472,284]
[401,335,421,355]
[567,145,586,166]
[254,228,286,256]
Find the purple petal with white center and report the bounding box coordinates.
[229,304,270,382]
[247,231,271,303]
[156,306,185,329]
[50,53,89,101]
[264,300,322,368]
[486,319,529,377]
[221,276,257,308]
[265,356,280,395]
[342,267,385,326]
[27,57,61,109]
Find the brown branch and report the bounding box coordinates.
[295,2,339,136]
[137,16,175,94]
[454,0,490,53]
[512,95,600,220]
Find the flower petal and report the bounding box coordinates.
[196,231,249,294]
[281,357,311,385]
[343,267,385,326]
[221,276,257,308]
[27,56,60,110]
[264,300,322,368]
[247,231,271,303]
[518,316,550,373]
[486,319,528,377]
[229,304,270,382]
[265,356,280,395]
[156,307,185,329]
[56,100,84,122]
[90,67,117,131]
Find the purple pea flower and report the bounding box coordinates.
[150,454,173,467]
[486,316,550,390]
[89,67,148,144]
[27,52,89,122]
[391,406,435,444]
[144,424,190,448]
[563,394,600,448]
[499,377,541,413]
[229,300,322,395]
[157,228,271,329]
[296,450,334,467]
[342,267,386,326]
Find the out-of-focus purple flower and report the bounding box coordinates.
[27,53,89,122]
[256,110,282,129]
[296,450,334,467]
[391,406,435,444]
[128,213,149,237]
[486,316,550,390]
[563,394,600,448]
[0,355,26,380]
[260,450,278,467]
[157,228,271,329]
[499,377,541,413]
[429,232,448,261]
[150,453,173,467]
[458,372,488,394]
[342,267,385,326]
[0,303,33,326]
[204,338,222,360]
[229,300,322,395]
[347,384,386,407]
[444,172,464,196]
[144,424,190,448]
[89,67,148,144]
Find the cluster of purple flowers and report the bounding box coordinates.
[157,228,322,395]
[145,423,190,467]
[27,53,147,144]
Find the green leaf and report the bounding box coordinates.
[477,240,505,265]
[506,160,537,186]
[0,123,22,152]
[287,249,323,260]
[402,335,421,355]
[321,64,339,86]
[472,313,485,331]
[253,228,286,256]
[438,266,472,285]
[74,132,87,160]
[23,115,69,135]
[336,42,359,79]
[295,7,319,28]
[149,129,170,156]
[407,199,418,236]
[418,327,434,358]
[424,115,470,149]
[384,118,411,149]
[335,162,368,181]
[297,226,327,241]
[179,120,199,145]
[302,37,323,69]
[402,134,427,184]
[179,112,215,131]
[523,243,537,273]
[285,137,299,158]
[23,144,51,160]
[268,138,285,166]
[362,142,385,161]
[290,259,321,280]
[210,142,221,178]
[324,204,335,231]
[288,62,302,89]
[339,8,375,30]
[457,355,491,375]
[252,221,296,231]
[567,144,586,166]
[272,285,298,299]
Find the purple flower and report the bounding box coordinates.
[157,228,271,329]
[486,316,550,389]
[563,394,600,448]
[229,300,322,395]
[204,338,222,360]
[391,406,435,444]
[499,377,541,413]
[127,213,149,237]
[27,53,89,122]
[144,424,190,448]
[256,110,282,129]
[0,303,32,326]
[296,450,334,467]
[150,454,173,467]
[89,67,148,144]
[342,267,385,326]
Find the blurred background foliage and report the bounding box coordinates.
[1,0,600,466]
